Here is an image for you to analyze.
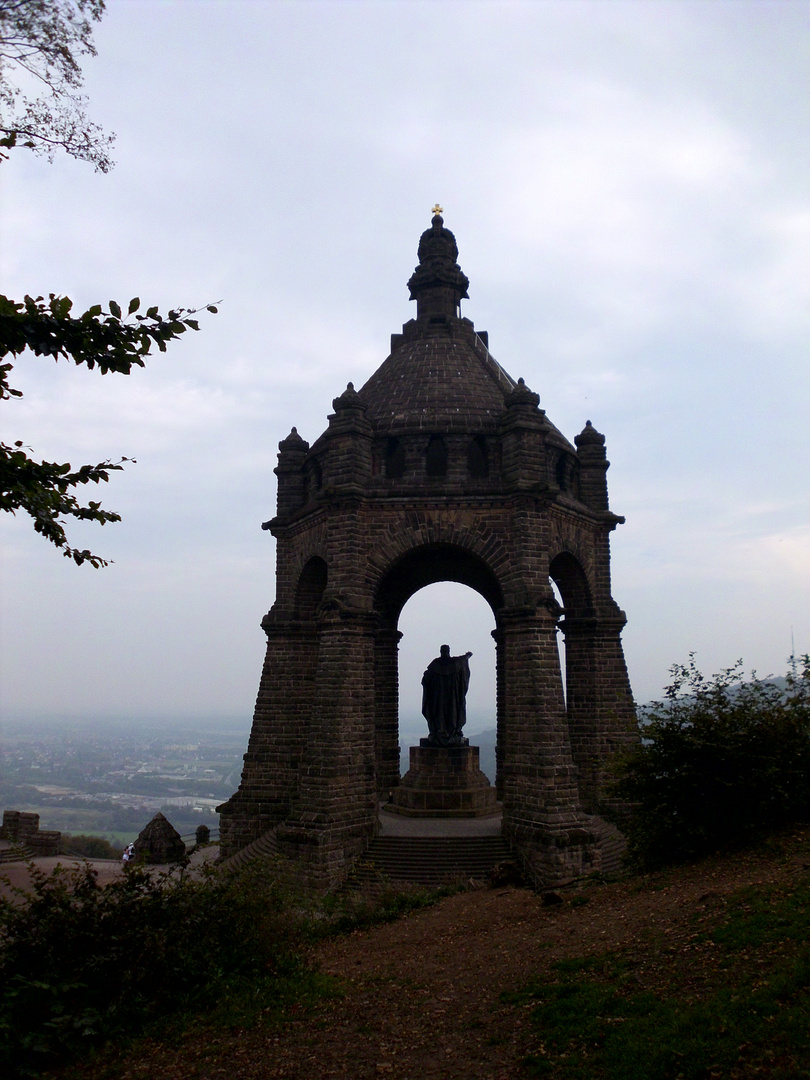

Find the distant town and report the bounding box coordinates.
[0,715,497,848]
[0,717,250,846]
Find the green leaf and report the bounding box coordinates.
[109,300,121,319]
[127,297,140,315]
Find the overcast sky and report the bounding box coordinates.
[1,0,808,742]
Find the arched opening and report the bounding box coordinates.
[397,582,497,781]
[467,435,489,478]
[549,552,600,806]
[294,556,327,620]
[385,437,405,478]
[303,458,322,506]
[425,434,448,477]
[549,553,592,705]
[549,576,566,705]
[373,543,504,796]
[549,552,592,619]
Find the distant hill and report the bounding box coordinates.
[400,670,802,783]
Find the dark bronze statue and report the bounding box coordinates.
[421,645,473,746]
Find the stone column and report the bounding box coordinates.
[562,605,637,812]
[374,623,402,799]
[218,614,317,857]
[274,605,379,889]
[498,606,598,885]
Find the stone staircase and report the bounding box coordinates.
[0,842,33,865]
[348,834,513,889]
[217,827,279,873]
[217,820,625,887]
[592,819,628,877]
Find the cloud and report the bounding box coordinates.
[1,0,807,722]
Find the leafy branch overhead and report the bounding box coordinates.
[1,295,218,567]
[0,4,217,567]
[0,0,115,170]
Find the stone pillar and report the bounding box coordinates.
[498,607,598,885]
[323,383,373,494]
[499,380,547,490]
[274,428,309,519]
[562,606,637,812]
[374,623,402,798]
[575,421,609,512]
[274,606,378,889]
[493,625,506,800]
[218,616,317,856]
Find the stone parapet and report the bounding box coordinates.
[0,810,60,856]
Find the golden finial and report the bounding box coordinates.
[431,204,443,216]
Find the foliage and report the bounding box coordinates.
[0,0,114,170]
[1,294,216,566]
[0,860,305,1077]
[611,655,810,868]
[57,832,120,859]
[0,6,217,566]
[310,878,465,939]
[0,854,462,1077]
[507,871,810,1080]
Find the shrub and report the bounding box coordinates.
[57,833,122,859]
[611,655,810,868]
[0,860,304,1077]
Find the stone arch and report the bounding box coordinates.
[367,516,512,594]
[425,434,448,477]
[549,550,593,619]
[375,542,504,621]
[371,542,504,796]
[294,556,328,620]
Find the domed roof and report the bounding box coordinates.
[357,212,515,434]
[359,330,515,434]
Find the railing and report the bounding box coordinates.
[473,332,516,391]
[180,829,220,851]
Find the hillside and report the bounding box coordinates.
[53,826,810,1080]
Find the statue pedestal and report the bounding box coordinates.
[388,744,499,818]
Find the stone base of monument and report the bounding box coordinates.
[388,742,499,818]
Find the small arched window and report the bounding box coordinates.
[385,437,406,479]
[425,435,448,477]
[303,458,323,504]
[467,436,489,478]
[294,557,328,620]
[557,452,578,492]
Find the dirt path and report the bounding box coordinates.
[66,827,809,1080]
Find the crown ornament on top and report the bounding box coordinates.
[431,204,443,216]
[408,206,469,313]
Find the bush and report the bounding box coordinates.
[611,655,810,868]
[0,861,304,1077]
[57,833,122,859]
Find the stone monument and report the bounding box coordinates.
[218,209,637,889]
[132,812,186,865]
[389,647,498,818]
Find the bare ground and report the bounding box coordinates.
[50,826,810,1080]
